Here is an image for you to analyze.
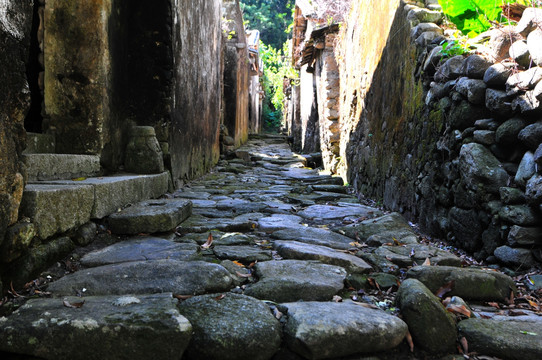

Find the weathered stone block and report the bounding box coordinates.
[24,154,101,181]
[459,143,509,193]
[20,184,94,239]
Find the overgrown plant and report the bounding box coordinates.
[438,0,535,37]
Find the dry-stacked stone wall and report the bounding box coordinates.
[339,0,542,267]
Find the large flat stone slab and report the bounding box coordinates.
[178,294,281,360]
[47,259,233,296]
[50,172,169,218]
[406,265,517,302]
[271,227,355,250]
[80,237,199,267]
[257,214,303,231]
[298,204,382,220]
[458,317,542,360]
[281,301,408,359]
[273,240,372,274]
[213,245,273,262]
[243,260,346,302]
[108,199,192,235]
[24,154,101,181]
[374,244,462,267]
[333,212,417,241]
[0,293,192,360]
[20,184,94,239]
[175,214,256,234]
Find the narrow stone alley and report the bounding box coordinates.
[1,135,541,360]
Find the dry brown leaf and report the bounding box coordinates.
[232,260,245,267]
[422,257,431,266]
[173,294,193,300]
[352,302,379,309]
[446,304,472,317]
[214,294,226,301]
[506,289,515,305]
[201,232,214,249]
[273,307,283,320]
[508,309,528,316]
[63,299,85,308]
[487,302,500,309]
[405,330,414,352]
[332,295,343,303]
[459,336,468,354]
[235,271,252,278]
[435,280,455,298]
[248,261,257,268]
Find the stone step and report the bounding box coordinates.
[20,173,169,239]
[24,153,101,181]
[23,132,55,154]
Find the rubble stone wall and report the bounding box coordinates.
[338,0,542,264]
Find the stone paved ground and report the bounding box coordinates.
[1,135,541,360]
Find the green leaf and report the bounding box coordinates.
[520,331,538,336]
[438,0,512,36]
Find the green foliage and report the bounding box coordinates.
[240,0,294,50]
[438,0,524,37]
[259,41,298,130]
[439,30,473,56]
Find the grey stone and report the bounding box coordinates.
[0,293,192,360]
[108,199,192,235]
[458,318,542,360]
[333,212,417,242]
[73,222,97,246]
[535,143,542,167]
[509,40,531,68]
[496,117,527,145]
[474,118,499,131]
[526,174,542,204]
[519,122,542,150]
[489,27,521,62]
[485,88,514,117]
[24,154,101,181]
[515,152,536,187]
[484,63,513,86]
[411,22,443,39]
[216,198,268,214]
[396,279,457,353]
[47,259,233,296]
[508,225,542,247]
[424,46,444,74]
[494,245,537,269]
[499,187,526,205]
[50,173,169,219]
[512,92,540,113]
[455,77,487,105]
[80,237,199,267]
[178,293,281,360]
[281,301,407,359]
[273,240,372,274]
[272,226,355,250]
[459,143,509,193]
[257,214,303,231]
[415,31,444,47]
[517,7,542,37]
[213,245,273,262]
[374,243,462,268]
[24,133,55,154]
[406,265,516,302]
[175,214,256,234]
[473,130,495,145]
[462,54,492,79]
[347,272,399,290]
[506,67,542,95]
[448,100,488,129]
[20,184,94,239]
[499,205,540,226]
[434,55,465,82]
[124,126,165,174]
[449,207,483,252]
[243,260,346,302]
[358,253,400,275]
[527,28,542,66]
[298,204,381,220]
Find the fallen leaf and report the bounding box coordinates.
[71,177,87,181]
[173,294,193,300]
[422,257,431,266]
[235,271,252,278]
[201,232,214,249]
[393,237,402,246]
[435,280,455,298]
[487,302,500,309]
[508,309,528,316]
[520,331,538,336]
[9,282,21,297]
[232,260,245,267]
[352,302,379,309]
[332,295,343,303]
[459,336,468,354]
[405,330,414,352]
[214,294,226,301]
[506,289,515,305]
[248,261,257,268]
[442,297,452,306]
[273,307,283,320]
[63,299,85,308]
[446,304,471,317]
